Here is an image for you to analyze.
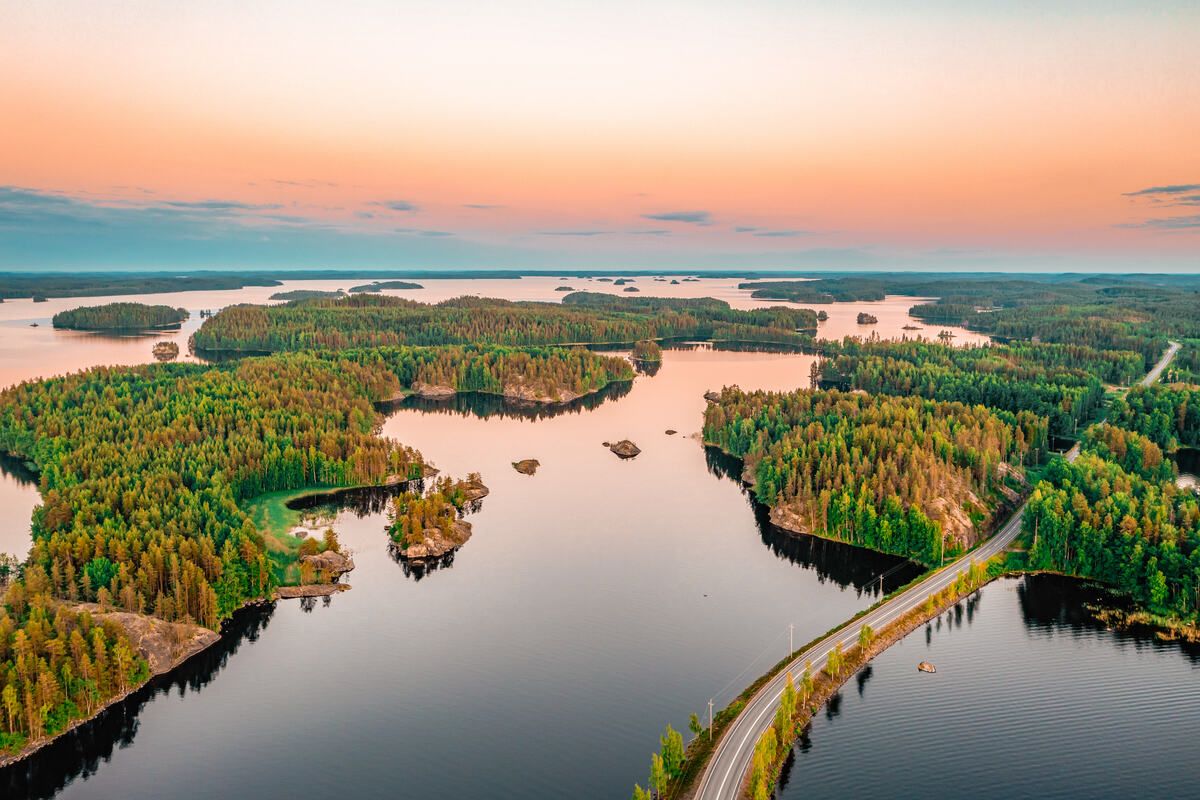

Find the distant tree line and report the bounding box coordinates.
[190,293,820,353]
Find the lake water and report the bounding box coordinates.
[776,575,1200,799]
[0,278,1178,799]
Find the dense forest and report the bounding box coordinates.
[1108,384,1200,451]
[1023,439,1200,622]
[342,344,634,400]
[52,303,189,331]
[0,580,150,751]
[190,293,821,352]
[703,388,1042,564]
[813,339,1132,439]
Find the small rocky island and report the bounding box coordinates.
[513,459,540,475]
[609,440,641,458]
[857,312,879,324]
[152,341,179,361]
[389,474,487,560]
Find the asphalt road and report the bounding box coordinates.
[693,341,1180,800]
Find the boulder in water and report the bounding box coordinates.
[513,459,540,475]
[917,661,936,673]
[609,440,641,459]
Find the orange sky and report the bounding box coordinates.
[2,1,1198,269]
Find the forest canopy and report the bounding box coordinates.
[190,294,820,353]
[52,303,189,331]
[703,387,1043,565]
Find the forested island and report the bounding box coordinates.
[52,302,189,331]
[269,289,346,301]
[704,388,1041,564]
[189,293,820,352]
[349,281,424,292]
[632,340,662,363]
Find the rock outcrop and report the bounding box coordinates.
[513,459,540,475]
[917,661,936,673]
[461,476,490,500]
[502,380,582,404]
[609,440,641,458]
[400,519,473,559]
[300,550,355,577]
[72,604,219,677]
[413,383,456,399]
[703,390,720,403]
[276,583,350,599]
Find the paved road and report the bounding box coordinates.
[693,341,1180,800]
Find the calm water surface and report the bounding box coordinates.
[0,279,1165,799]
[777,575,1199,799]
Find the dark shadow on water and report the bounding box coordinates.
[0,451,38,486]
[286,482,481,582]
[378,381,634,422]
[632,359,661,377]
[286,480,423,516]
[387,543,456,580]
[1017,574,1200,661]
[0,604,274,800]
[705,447,924,597]
[855,664,873,697]
[1170,446,1200,476]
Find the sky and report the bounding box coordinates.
[1,0,1198,271]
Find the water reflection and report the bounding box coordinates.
[0,451,37,486]
[286,481,485,581]
[0,605,274,800]
[380,381,634,421]
[1017,574,1200,661]
[705,447,925,596]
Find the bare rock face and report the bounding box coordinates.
[609,440,641,458]
[703,390,720,403]
[513,459,540,475]
[413,382,456,399]
[73,604,219,676]
[276,584,350,599]
[401,519,473,559]
[300,550,355,577]
[502,380,582,404]
[462,476,490,500]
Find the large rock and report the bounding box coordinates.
[300,550,355,577]
[72,604,219,676]
[513,459,540,475]
[400,519,473,559]
[502,380,582,404]
[609,440,641,459]
[413,382,456,399]
[461,477,490,500]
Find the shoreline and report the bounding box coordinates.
[0,597,272,771]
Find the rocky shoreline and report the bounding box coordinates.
[0,553,357,769]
